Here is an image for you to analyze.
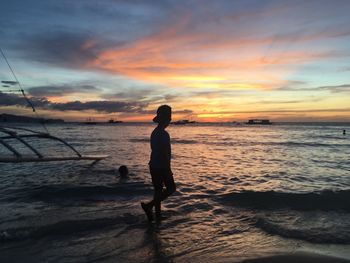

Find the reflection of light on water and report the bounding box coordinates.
[1,123,350,262]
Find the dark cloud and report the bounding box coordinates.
[173,109,193,114]
[138,109,193,115]
[142,95,180,104]
[0,92,49,108]
[27,84,101,97]
[51,100,147,113]
[20,31,99,67]
[101,88,182,104]
[101,89,154,100]
[47,0,171,33]
[0,92,29,107]
[0,0,171,60]
[258,100,306,104]
[0,92,148,113]
[257,96,323,104]
[315,84,350,93]
[1,81,18,85]
[187,89,248,99]
[163,94,179,101]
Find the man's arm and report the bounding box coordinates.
[160,131,172,173]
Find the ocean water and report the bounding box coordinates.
[0,122,350,262]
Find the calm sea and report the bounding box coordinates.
[0,122,350,262]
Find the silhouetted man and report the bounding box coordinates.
[141,105,176,222]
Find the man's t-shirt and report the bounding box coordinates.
[149,127,171,169]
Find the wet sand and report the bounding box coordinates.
[242,252,350,263]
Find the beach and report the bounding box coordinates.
[0,122,349,262]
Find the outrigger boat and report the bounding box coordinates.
[0,47,108,164]
[0,125,108,164]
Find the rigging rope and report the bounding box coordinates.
[0,47,49,134]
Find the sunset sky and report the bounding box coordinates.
[1,0,350,122]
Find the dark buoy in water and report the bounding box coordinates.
[343,130,346,135]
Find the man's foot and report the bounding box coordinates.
[141,202,153,222]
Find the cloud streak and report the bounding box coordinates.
[277,83,350,93]
[315,84,350,93]
[0,92,148,113]
[27,84,101,97]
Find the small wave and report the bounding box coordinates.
[0,215,140,242]
[172,139,198,144]
[27,183,152,202]
[250,141,349,148]
[129,138,149,143]
[270,141,350,148]
[219,190,350,211]
[130,137,348,147]
[129,138,198,144]
[255,217,350,244]
[270,141,334,147]
[316,135,348,140]
[202,140,349,148]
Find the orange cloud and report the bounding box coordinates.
[86,19,345,92]
[79,12,350,122]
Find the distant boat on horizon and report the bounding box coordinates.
[246,119,272,125]
[231,121,241,125]
[84,118,97,125]
[172,119,196,125]
[108,119,123,124]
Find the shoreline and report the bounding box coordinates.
[242,252,350,263]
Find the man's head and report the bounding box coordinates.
[153,105,172,126]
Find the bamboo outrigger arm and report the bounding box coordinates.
[0,126,108,163]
